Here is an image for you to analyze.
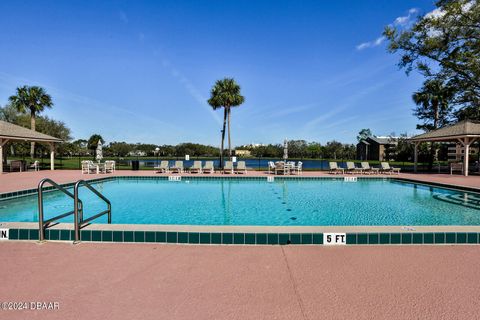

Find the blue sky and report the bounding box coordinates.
[0,0,436,146]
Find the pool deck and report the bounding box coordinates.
[1,242,479,319]
[1,171,480,318]
[1,169,479,194]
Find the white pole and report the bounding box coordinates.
[50,143,55,171]
[464,138,470,177]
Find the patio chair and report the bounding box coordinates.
[346,162,362,174]
[29,160,40,172]
[190,161,203,174]
[328,162,344,175]
[170,161,184,173]
[81,161,96,174]
[203,161,214,174]
[380,162,400,174]
[105,160,115,173]
[291,161,303,175]
[154,160,169,173]
[274,161,289,175]
[235,161,247,174]
[450,162,463,175]
[268,161,276,174]
[223,161,234,174]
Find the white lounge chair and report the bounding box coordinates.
[170,161,184,173]
[380,162,400,174]
[223,161,234,174]
[235,161,247,174]
[154,160,169,173]
[328,162,344,175]
[346,162,362,174]
[190,161,203,174]
[203,161,214,174]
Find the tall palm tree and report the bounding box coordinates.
[9,86,53,158]
[207,78,245,165]
[412,79,454,167]
[412,79,453,131]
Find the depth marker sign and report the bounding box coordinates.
[323,233,346,245]
[0,229,9,240]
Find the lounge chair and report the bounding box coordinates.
[380,162,400,174]
[360,162,380,175]
[190,161,203,174]
[235,161,247,174]
[154,160,169,173]
[328,162,344,175]
[170,161,184,173]
[223,161,234,174]
[346,162,362,174]
[105,160,115,173]
[203,161,214,174]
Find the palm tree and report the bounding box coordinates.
[207,78,245,166]
[412,79,454,167]
[412,79,453,131]
[9,86,53,158]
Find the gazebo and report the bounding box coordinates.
[409,120,480,176]
[0,120,63,173]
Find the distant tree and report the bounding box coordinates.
[324,141,344,159]
[306,142,322,158]
[384,0,480,119]
[87,134,103,159]
[108,142,133,157]
[207,78,245,165]
[0,104,19,123]
[356,128,372,142]
[8,86,53,158]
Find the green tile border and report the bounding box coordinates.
[3,229,480,245]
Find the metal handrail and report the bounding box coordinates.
[38,178,83,242]
[74,180,111,242]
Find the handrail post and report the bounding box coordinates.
[37,180,45,242]
[74,181,80,243]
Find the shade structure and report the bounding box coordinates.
[0,120,62,173]
[408,120,480,176]
[283,138,288,160]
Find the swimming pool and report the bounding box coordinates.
[1,177,479,226]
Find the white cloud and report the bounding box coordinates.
[356,36,385,50]
[356,7,418,50]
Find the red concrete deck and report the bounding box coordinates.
[1,170,479,193]
[0,242,479,319]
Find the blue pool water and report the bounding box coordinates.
[0,178,479,226]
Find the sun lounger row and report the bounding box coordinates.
[154,160,248,174]
[328,162,400,175]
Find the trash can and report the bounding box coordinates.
[131,160,140,171]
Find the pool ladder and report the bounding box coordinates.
[38,178,111,243]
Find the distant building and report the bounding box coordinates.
[356,136,398,161]
[234,149,251,157]
[447,143,479,162]
[128,150,146,157]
